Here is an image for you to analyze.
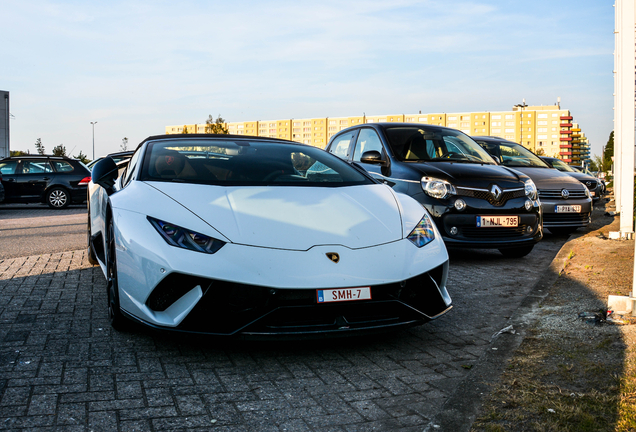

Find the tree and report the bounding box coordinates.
[182,125,189,134]
[74,151,90,165]
[535,148,545,156]
[52,144,67,157]
[204,114,229,134]
[10,150,29,156]
[603,131,614,172]
[120,137,128,151]
[34,138,45,155]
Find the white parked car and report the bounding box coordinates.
[88,134,451,337]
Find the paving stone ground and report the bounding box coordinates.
[0,235,567,431]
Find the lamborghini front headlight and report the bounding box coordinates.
[148,216,225,254]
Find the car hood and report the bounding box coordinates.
[409,162,526,189]
[503,167,587,190]
[145,182,406,250]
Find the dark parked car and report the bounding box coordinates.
[326,123,543,257]
[474,137,592,235]
[0,155,91,208]
[87,150,134,171]
[571,165,606,195]
[540,157,602,200]
[0,172,4,203]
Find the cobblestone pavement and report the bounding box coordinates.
[0,236,567,431]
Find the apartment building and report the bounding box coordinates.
[166,104,591,165]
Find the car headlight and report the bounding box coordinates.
[421,177,456,199]
[148,216,225,254]
[524,179,537,200]
[407,213,436,248]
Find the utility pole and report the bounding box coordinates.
[90,121,97,160]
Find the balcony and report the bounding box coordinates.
[560,137,572,141]
[571,128,581,132]
[560,144,572,149]
[560,116,573,120]
[560,130,573,134]
[560,123,573,127]
[560,151,572,156]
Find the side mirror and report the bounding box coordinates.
[360,150,385,165]
[91,157,118,193]
[492,155,502,164]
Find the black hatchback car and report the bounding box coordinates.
[0,155,91,208]
[326,123,543,257]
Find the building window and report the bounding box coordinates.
[505,115,514,120]
[492,115,501,120]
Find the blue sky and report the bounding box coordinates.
[1,0,614,159]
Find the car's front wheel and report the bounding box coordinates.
[107,217,130,331]
[46,187,70,209]
[499,245,534,258]
[87,202,98,265]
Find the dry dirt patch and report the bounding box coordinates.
[472,210,636,431]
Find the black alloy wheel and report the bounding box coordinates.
[499,245,534,258]
[107,216,129,331]
[47,187,70,209]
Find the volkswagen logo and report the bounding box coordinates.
[561,189,570,199]
[326,252,340,263]
[490,184,502,200]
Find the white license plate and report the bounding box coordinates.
[555,205,581,213]
[590,191,596,196]
[317,287,372,303]
[476,216,518,227]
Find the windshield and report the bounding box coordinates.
[475,140,548,168]
[139,139,373,187]
[384,126,495,164]
[547,158,577,173]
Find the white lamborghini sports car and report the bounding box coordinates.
[88,134,451,337]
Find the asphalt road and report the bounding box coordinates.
[0,202,579,431]
[0,204,87,259]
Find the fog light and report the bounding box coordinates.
[526,226,533,234]
[524,200,532,211]
[450,227,458,235]
[454,199,466,211]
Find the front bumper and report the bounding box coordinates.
[123,263,451,338]
[111,208,451,337]
[411,192,542,249]
[540,198,592,228]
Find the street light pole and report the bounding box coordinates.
[90,121,97,160]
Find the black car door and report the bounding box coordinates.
[0,160,19,201]
[16,159,54,200]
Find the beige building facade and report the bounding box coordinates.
[166,104,590,165]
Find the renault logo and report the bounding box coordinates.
[326,253,340,263]
[490,184,502,200]
[561,189,570,199]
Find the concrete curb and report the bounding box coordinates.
[422,235,578,431]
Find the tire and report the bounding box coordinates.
[87,202,98,266]
[548,227,577,236]
[107,216,130,331]
[499,245,534,258]
[46,187,70,209]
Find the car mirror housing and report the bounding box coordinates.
[360,150,385,165]
[91,156,118,193]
